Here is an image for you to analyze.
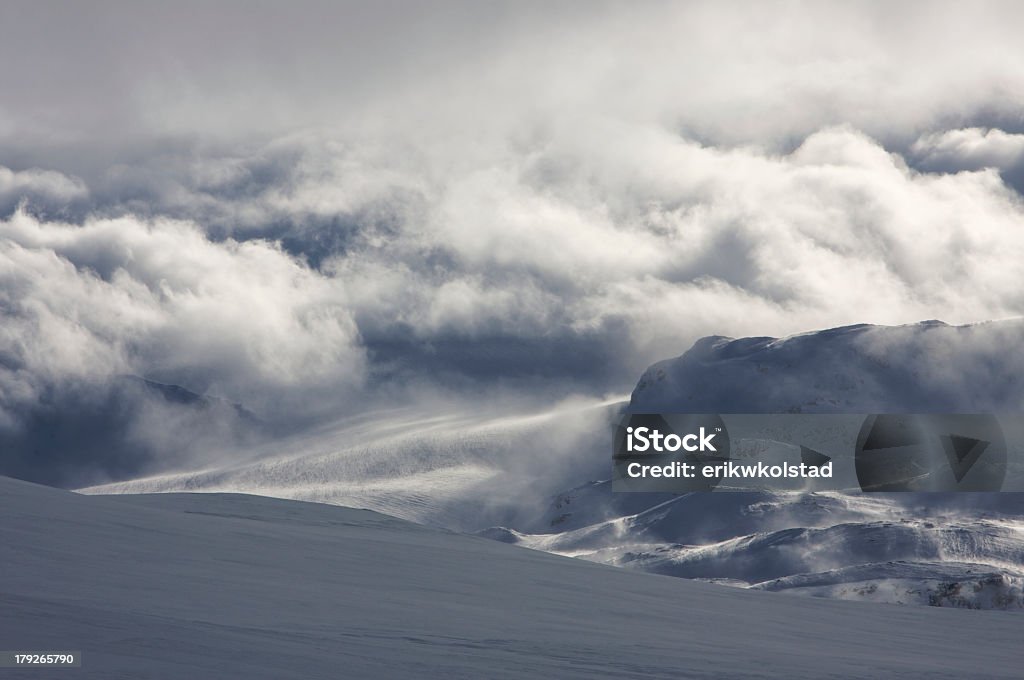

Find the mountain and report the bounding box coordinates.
[486,320,1024,609]
[119,375,260,423]
[0,375,260,488]
[629,319,1024,414]
[492,489,1024,609]
[82,320,1024,608]
[3,475,1021,679]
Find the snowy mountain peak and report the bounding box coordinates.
[630,319,1024,414]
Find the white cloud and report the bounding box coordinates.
[0,166,87,212]
[5,2,1024,481]
[0,210,366,422]
[911,128,1024,171]
[8,124,1024,412]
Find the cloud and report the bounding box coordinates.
[912,128,1024,170]
[0,209,366,419]
[3,2,1024,151]
[4,2,1024,484]
[0,165,87,216]
[8,125,1024,403]
[910,128,1024,193]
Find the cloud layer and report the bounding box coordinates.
[3,1,1024,483]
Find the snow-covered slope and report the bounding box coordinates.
[81,399,619,532]
[2,475,1022,679]
[629,319,1024,414]
[80,320,1024,608]
[490,320,1024,609]
[494,490,1024,609]
[485,321,1024,606]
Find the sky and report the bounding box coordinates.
[3,1,1024,484]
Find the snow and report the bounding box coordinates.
[484,490,1024,609]
[489,320,1024,609]
[628,319,1024,415]
[80,399,622,533]
[3,475,1023,679]
[77,320,1024,609]
[751,562,1024,608]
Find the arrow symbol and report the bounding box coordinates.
[938,434,989,482]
